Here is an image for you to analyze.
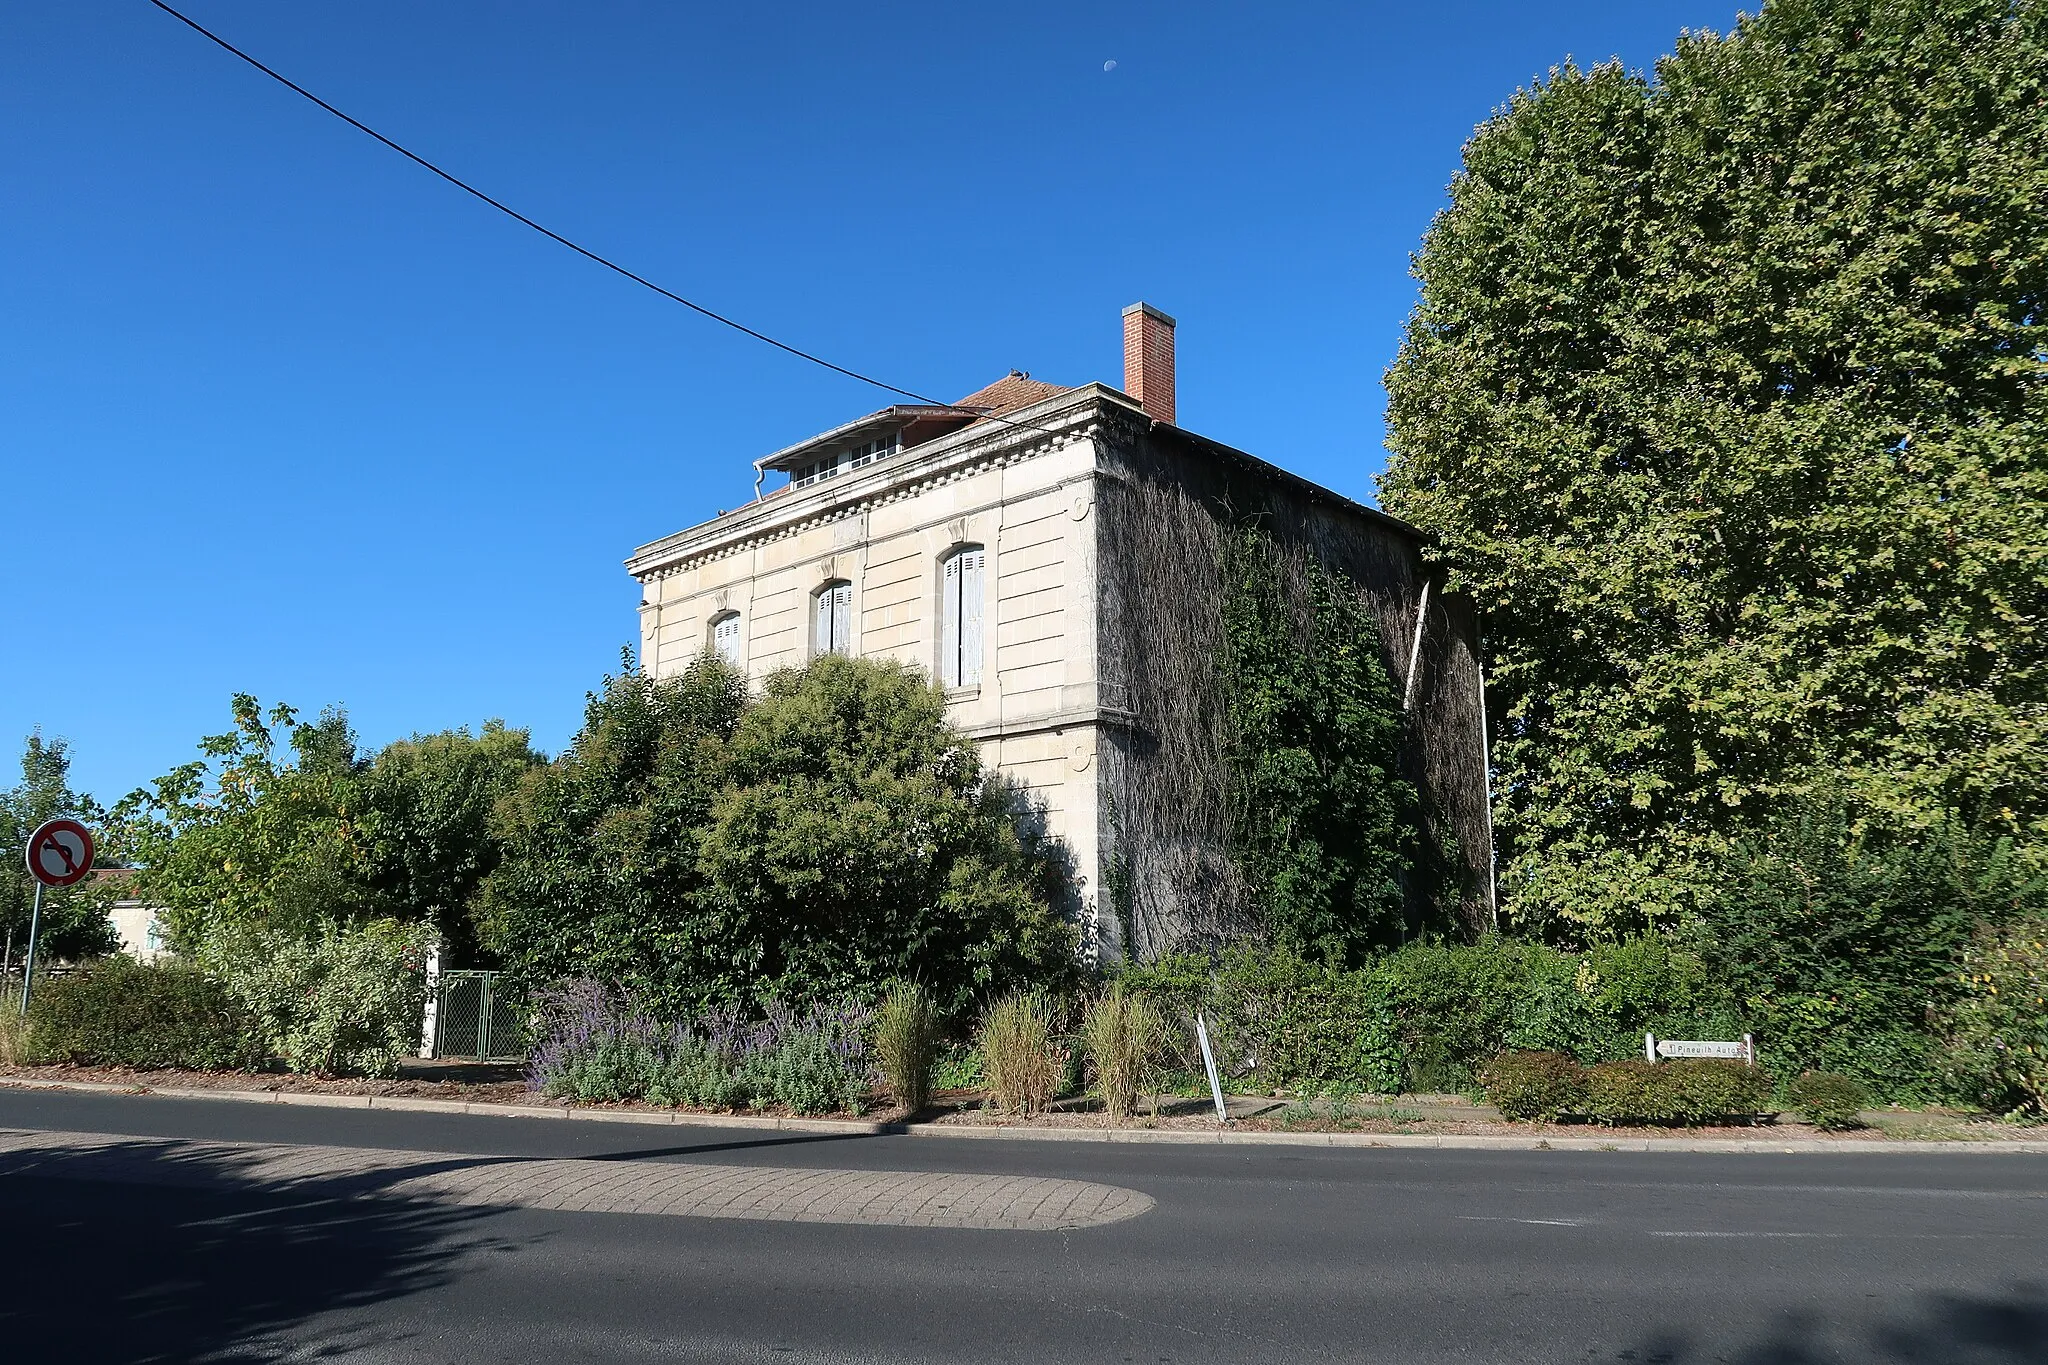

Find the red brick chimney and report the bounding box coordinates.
[1121,302,1176,424]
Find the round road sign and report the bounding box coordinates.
[26,817,95,888]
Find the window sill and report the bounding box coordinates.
[944,685,982,704]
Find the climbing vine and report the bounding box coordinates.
[1219,528,1418,963]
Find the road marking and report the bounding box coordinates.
[1457,1215,1590,1227]
[1647,1230,2025,1239]
[0,1128,1153,1231]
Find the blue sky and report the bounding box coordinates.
[3,1,1738,805]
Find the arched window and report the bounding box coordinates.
[709,611,743,666]
[813,580,852,656]
[939,545,985,688]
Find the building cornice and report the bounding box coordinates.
[625,384,1130,583]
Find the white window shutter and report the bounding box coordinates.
[815,588,834,654]
[713,614,741,665]
[941,554,963,686]
[832,582,851,654]
[959,548,984,686]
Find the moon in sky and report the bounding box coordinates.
[1103,60,1117,72]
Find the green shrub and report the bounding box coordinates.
[1476,1051,1586,1121]
[1788,1071,1870,1131]
[1584,1060,1682,1124]
[206,919,434,1078]
[1583,1059,1770,1125]
[1081,984,1166,1121]
[932,1043,984,1091]
[1944,917,2048,1118]
[485,655,1078,1022]
[25,957,262,1070]
[978,988,1062,1117]
[873,982,938,1113]
[1688,798,2044,1100]
[1661,1059,1772,1123]
[1122,937,1725,1097]
[1124,948,1402,1095]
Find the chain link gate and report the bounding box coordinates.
[432,970,524,1061]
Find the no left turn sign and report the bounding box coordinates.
[26,817,95,888]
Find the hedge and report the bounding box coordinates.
[26,957,263,1071]
[1120,936,1738,1096]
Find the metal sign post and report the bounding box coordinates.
[1194,1011,1228,1125]
[20,817,96,1017]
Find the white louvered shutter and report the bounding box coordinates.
[941,553,963,686]
[957,547,984,685]
[712,614,741,666]
[831,582,851,653]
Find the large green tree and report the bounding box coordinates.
[118,697,539,954]
[481,653,1077,1017]
[1,734,118,962]
[1380,0,2047,933]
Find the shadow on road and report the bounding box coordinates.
[0,1144,513,1365]
[1614,1282,2048,1363]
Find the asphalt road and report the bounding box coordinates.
[2,1089,2045,1364]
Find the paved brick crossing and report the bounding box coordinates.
[0,1127,1152,1230]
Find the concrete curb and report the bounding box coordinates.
[5,1075,2046,1154]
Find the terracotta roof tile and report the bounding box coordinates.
[954,371,1070,417]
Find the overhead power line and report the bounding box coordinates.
[145,0,1058,432]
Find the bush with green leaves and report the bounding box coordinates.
[24,957,262,1071]
[1687,797,2044,1098]
[1944,918,2048,1119]
[1123,937,1731,1097]
[1477,1051,1587,1121]
[1381,0,2048,933]
[205,919,435,1078]
[1788,1072,1870,1131]
[483,653,1078,1020]
[1582,1059,1771,1126]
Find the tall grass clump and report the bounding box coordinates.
[978,988,1062,1117]
[873,981,938,1114]
[1081,983,1165,1121]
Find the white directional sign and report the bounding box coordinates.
[1657,1040,1744,1059]
[25,818,94,888]
[1645,1033,1755,1064]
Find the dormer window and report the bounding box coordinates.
[790,434,900,488]
[846,434,898,469]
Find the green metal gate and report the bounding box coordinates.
[433,970,524,1061]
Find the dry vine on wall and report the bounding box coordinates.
[1095,421,1492,964]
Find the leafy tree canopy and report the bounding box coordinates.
[481,653,1078,1018]
[116,696,539,953]
[1380,0,2048,933]
[1,733,118,961]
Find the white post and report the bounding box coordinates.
[1645,1032,1657,1063]
[1401,579,1432,713]
[1195,1012,1227,1125]
[417,941,444,1059]
[1743,1033,1755,1067]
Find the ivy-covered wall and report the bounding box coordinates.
[1093,415,1491,963]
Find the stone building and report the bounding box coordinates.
[626,305,1493,962]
